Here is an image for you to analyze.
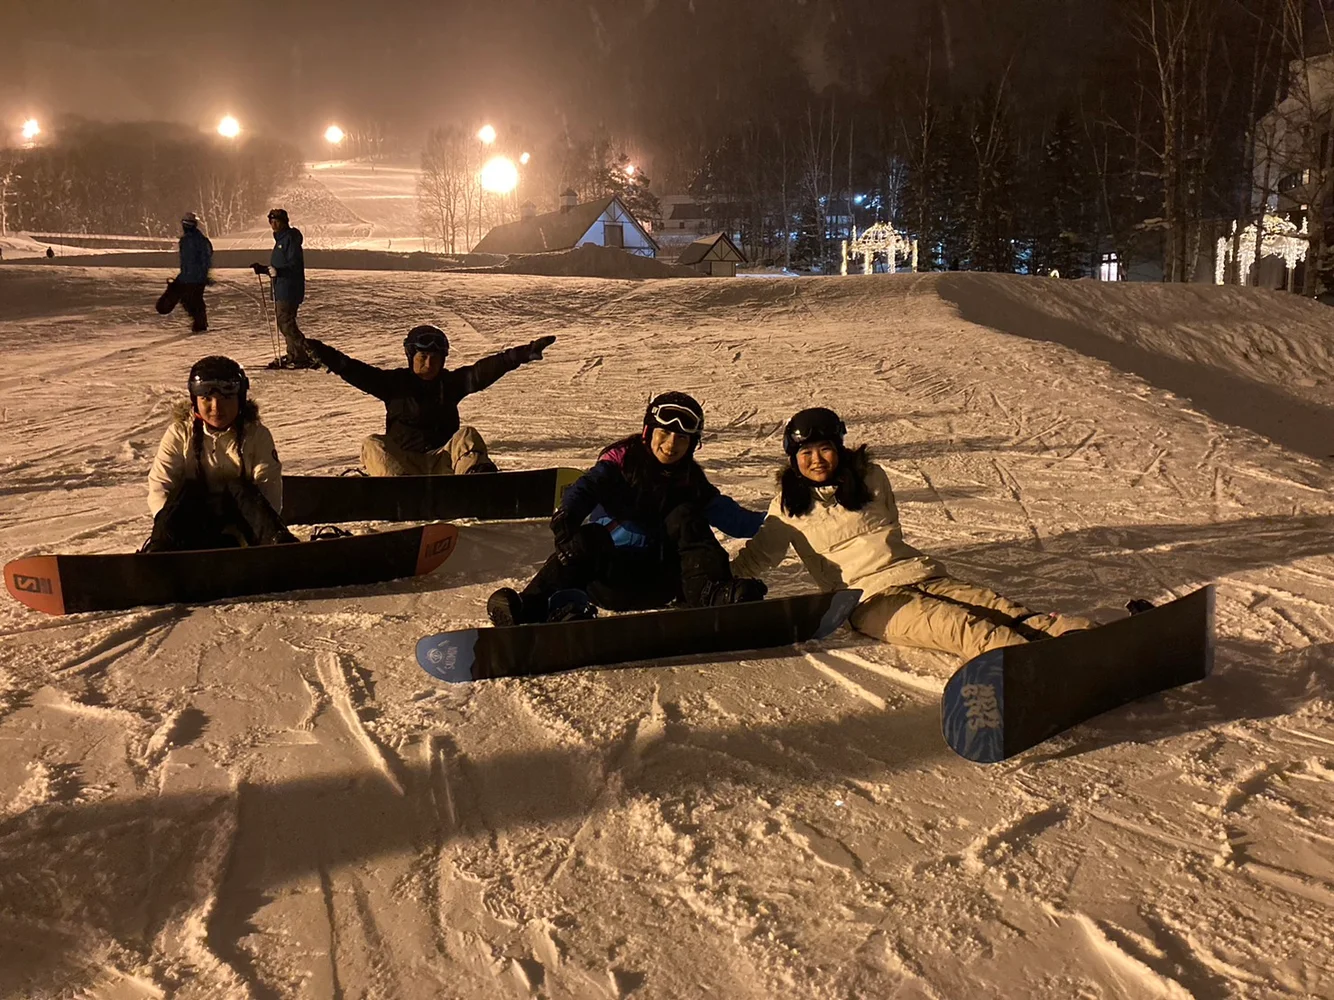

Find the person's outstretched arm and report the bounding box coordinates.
[304,338,397,400]
[455,336,556,396]
[730,501,795,580]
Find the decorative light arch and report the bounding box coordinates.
[1216,214,1308,288]
[841,222,918,275]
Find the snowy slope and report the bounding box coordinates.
[1,267,1333,999]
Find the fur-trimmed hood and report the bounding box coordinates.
[169,397,261,428]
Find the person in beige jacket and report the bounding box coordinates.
[143,356,296,552]
[731,407,1093,662]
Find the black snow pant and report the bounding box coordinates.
[143,480,297,553]
[274,299,314,365]
[178,282,208,332]
[517,503,733,619]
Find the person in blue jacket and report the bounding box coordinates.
[486,391,769,626]
[176,212,213,333]
[251,208,316,369]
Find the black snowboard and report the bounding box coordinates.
[941,585,1214,762]
[415,589,863,682]
[4,523,458,615]
[155,279,181,314]
[281,467,582,524]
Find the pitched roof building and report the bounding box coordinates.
[676,232,745,276]
[473,191,659,257]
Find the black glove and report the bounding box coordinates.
[250,262,269,275]
[551,509,579,565]
[524,335,556,361]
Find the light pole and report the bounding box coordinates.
[324,124,345,161]
[479,156,517,230]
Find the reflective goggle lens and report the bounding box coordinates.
[650,403,701,435]
[191,378,241,396]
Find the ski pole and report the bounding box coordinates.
[256,272,280,365]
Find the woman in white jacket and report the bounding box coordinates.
[144,356,295,552]
[731,408,1093,662]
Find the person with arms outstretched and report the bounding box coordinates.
[300,324,555,476]
[486,391,768,626]
[731,407,1094,662]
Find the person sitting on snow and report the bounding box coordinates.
[298,324,555,476]
[144,356,297,552]
[730,407,1094,662]
[486,391,769,627]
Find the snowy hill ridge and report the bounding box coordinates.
[1,268,1332,998]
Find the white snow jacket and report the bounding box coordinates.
[731,460,943,600]
[147,400,283,515]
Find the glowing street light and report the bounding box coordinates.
[21,118,40,142]
[217,115,241,139]
[479,156,518,194]
[324,124,345,145]
[624,163,636,177]
[477,123,496,145]
[519,151,530,165]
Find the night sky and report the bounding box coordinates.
[6,0,1105,167]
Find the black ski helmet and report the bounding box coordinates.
[188,355,249,404]
[404,324,450,364]
[181,211,199,229]
[267,207,289,225]
[643,391,705,452]
[783,407,846,459]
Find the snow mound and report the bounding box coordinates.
[3,268,1334,998]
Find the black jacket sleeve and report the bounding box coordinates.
[558,460,620,525]
[454,345,533,398]
[305,339,398,400]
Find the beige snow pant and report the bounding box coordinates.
[850,575,1094,662]
[360,426,490,476]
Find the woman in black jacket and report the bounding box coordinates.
[487,391,767,626]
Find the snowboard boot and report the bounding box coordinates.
[488,587,551,627]
[547,589,598,622]
[1126,598,1156,615]
[698,577,768,607]
[464,460,499,475]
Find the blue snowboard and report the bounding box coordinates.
[416,589,862,682]
[942,585,1214,762]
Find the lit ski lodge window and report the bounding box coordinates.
[1099,252,1123,282]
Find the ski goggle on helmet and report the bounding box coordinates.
[644,391,704,437]
[188,356,249,398]
[403,324,449,362]
[783,407,846,456]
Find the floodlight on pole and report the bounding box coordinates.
[479,156,518,194]
[624,163,636,176]
[218,115,241,139]
[519,151,531,165]
[21,118,40,142]
[477,124,496,145]
[324,124,345,145]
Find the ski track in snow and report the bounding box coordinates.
[3,266,1334,997]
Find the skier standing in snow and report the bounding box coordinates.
[251,208,317,369]
[486,391,769,626]
[731,407,1093,661]
[297,324,555,476]
[143,356,297,551]
[174,212,213,333]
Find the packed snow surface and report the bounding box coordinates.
[1,266,1333,999]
